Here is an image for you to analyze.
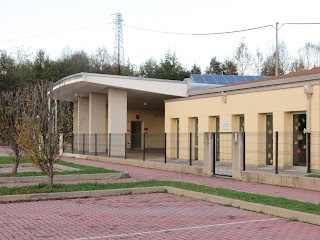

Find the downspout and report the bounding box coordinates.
[304,84,312,172]
[304,85,313,133]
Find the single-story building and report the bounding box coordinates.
[52,67,320,172]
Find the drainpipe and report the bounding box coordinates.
[304,85,312,172]
[304,85,313,133]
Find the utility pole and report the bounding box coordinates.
[275,22,279,76]
[113,13,124,75]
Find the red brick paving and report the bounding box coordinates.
[61,156,320,204]
[0,193,319,240]
[1,149,320,239]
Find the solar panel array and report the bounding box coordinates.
[191,74,268,85]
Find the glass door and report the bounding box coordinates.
[293,113,307,166]
[266,114,273,165]
[216,117,220,162]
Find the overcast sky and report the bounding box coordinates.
[1,0,319,71]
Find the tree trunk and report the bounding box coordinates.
[48,164,54,186]
[12,161,19,173]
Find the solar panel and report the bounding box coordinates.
[190,74,268,86]
[191,74,206,83]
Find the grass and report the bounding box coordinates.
[0,157,30,164]
[306,174,320,178]
[0,157,118,177]
[0,180,319,215]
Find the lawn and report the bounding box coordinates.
[306,174,320,178]
[0,180,319,215]
[0,157,30,164]
[0,156,118,177]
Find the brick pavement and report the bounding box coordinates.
[0,193,319,240]
[1,146,319,203]
[61,156,320,204]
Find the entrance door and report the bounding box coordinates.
[266,114,273,165]
[216,117,220,162]
[194,118,199,160]
[239,115,245,132]
[131,121,142,148]
[293,113,307,166]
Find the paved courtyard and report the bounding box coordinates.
[1,193,319,240]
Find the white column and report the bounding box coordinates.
[78,97,89,153]
[89,93,107,153]
[108,88,127,157]
[73,101,79,152]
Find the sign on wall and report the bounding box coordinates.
[222,120,229,131]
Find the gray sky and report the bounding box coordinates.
[1,0,319,71]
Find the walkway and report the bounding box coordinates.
[61,156,320,204]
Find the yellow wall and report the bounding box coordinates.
[106,108,165,149]
[165,84,320,170]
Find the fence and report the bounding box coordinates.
[64,133,204,166]
[212,132,233,176]
[243,131,319,174]
[64,131,320,174]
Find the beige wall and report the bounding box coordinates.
[165,83,320,170]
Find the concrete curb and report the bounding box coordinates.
[0,163,79,172]
[241,171,320,192]
[0,186,166,202]
[0,186,319,225]
[0,172,129,183]
[64,153,203,176]
[164,187,320,226]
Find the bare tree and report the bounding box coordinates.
[0,89,26,173]
[261,42,292,76]
[290,58,305,72]
[254,48,264,75]
[298,42,320,70]
[234,38,252,75]
[16,81,72,185]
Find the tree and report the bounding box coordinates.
[290,59,305,72]
[122,59,138,77]
[59,49,91,77]
[205,57,222,74]
[139,58,159,78]
[261,42,291,76]
[0,50,17,92]
[0,89,24,173]
[90,47,112,74]
[254,48,264,75]
[32,49,59,82]
[16,81,72,186]
[190,63,201,74]
[154,50,189,80]
[221,59,238,75]
[298,42,320,70]
[234,38,252,75]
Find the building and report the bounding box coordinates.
[53,67,320,172]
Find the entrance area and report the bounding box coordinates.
[131,121,142,149]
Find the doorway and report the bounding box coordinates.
[216,117,220,162]
[266,114,273,165]
[194,118,199,160]
[293,113,307,166]
[131,121,142,148]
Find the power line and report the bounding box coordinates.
[0,24,106,43]
[285,22,320,25]
[124,24,273,36]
